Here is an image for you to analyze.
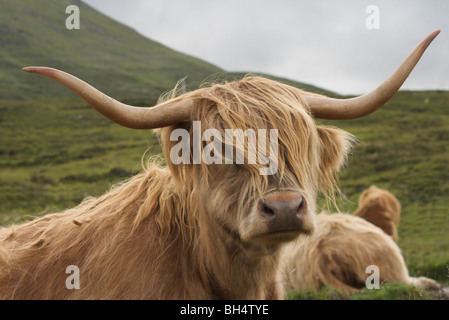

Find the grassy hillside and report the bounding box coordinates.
[0,0,222,101]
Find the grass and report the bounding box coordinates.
[0,97,161,215]
[287,282,447,300]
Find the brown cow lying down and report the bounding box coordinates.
[353,185,401,241]
[282,213,440,295]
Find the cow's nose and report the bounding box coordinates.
[259,195,306,233]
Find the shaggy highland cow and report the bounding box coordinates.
[0,31,439,299]
[282,213,440,295]
[353,185,401,241]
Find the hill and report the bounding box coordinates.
[0,0,222,101]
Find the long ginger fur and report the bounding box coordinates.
[0,76,354,299]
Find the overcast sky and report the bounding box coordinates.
[83,0,449,95]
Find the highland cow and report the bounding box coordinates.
[282,213,440,295]
[353,185,401,241]
[0,31,439,299]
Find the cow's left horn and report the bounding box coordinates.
[22,67,194,129]
[305,30,440,120]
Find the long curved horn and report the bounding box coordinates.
[22,67,194,129]
[306,30,440,120]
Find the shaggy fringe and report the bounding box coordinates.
[159,75,355,208]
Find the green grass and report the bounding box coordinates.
[287,283,445,300]
[0,97,161,216]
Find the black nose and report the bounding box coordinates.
[259,195,306,233]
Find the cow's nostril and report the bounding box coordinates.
[260,202,275,216]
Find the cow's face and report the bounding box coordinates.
[162,77,354,254]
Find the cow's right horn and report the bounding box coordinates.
[22,67,194,130]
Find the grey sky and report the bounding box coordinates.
[83,0,449,95]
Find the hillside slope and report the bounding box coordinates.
[0,0,222,101]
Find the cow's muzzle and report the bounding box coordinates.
[259,192,307,234]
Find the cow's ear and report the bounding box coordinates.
[316,125,356,190]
